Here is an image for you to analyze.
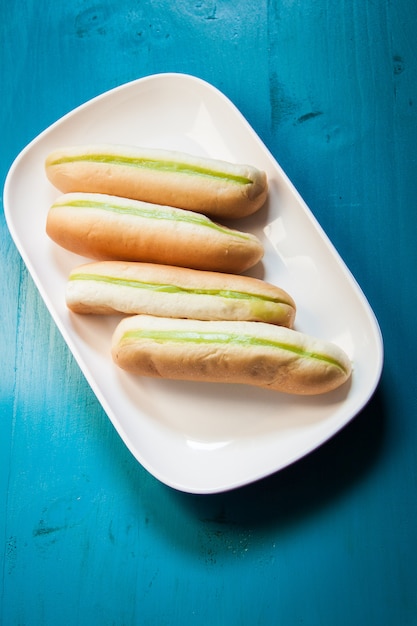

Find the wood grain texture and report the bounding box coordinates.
[1,1,417,624]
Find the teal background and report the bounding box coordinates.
[1,1,416,624]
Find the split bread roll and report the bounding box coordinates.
[45,144,268,219]
[66,261,296,327]
[46,192,264,273]
[111,315,352,395]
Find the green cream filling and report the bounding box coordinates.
[70,272,291,306]
[121,329,348,373]
[50,154,252,185]
[53,198,251,240]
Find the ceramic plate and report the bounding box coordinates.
[4,73,383,493]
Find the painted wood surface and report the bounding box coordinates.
[1,1,416,624]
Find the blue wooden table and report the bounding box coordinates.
[1,1,416,624]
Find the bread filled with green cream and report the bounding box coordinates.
[66,261,296,327]
[45,144,268,219]
[111,315,352,395]
[46,192,264,273]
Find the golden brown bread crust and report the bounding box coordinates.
[45,144,268,219]
[66,261,296,326]
[46,193,264,273]
[111,315,352,395]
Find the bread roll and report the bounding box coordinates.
[111,315,352,395]
[66,261,296,327]
[46,193,264,273]
[45,144,268,219]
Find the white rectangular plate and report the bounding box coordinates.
[4,73,383,493]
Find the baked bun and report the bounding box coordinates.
[111,315,352,395]
[46,193,264,273]
[45,144,268,219]
[66,261,296,327]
